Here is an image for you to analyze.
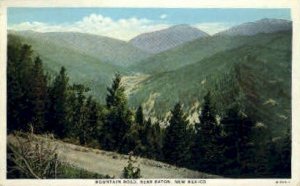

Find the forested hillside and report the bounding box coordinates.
[129,31,291,137]
[7,18,292,178]
[7,34,291,178]
[129,31,291,74]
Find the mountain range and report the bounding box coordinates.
[8,18,292,136]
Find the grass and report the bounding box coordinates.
[57,163,112,179]
[7,131,113,179]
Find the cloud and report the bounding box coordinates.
[9,14,169,41]
[160,14,167,19]
[193,22,233,35]
[9,14,234,40]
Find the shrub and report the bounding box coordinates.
[7,128,59,178]
[122,152,141,179]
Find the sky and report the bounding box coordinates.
[8,8,291,41]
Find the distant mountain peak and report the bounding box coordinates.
[256,18,290,23]
[130,24,209,54]
[169,24,192,29]
[216,18,291,36]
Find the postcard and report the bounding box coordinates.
[0,0,299,186]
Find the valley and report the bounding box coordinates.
[7,14,292,179]
[8,18,292,137]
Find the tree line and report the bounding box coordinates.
[7,41,291,178]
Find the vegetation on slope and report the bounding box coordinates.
[10,30,150,66]
[7,29,291,178]
[129,31,291,137]
[130,31,291,74]
[8,33,128,102]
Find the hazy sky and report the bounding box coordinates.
[8,8,291,41]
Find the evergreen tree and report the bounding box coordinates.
[137,118,164,160]
[280,128,291,177]
[7,70,23,132]
[27,57,48,133]
[266,127,291,177]
[46,67,69,138]
[70,84,89,145]
[121,121,143,155]
[100,73,133,152]
[7,42,48,133]
[163,103,191,166]
[220,105,255,176]
[85,96,103,145]
[16,44,34,130]
[152,121,163,160]
[193,91,223,172]
[134,105,149,156]
[135,106,144,127]
[7,56,24,132]
[266,137,280,176]
[251,123,270,176]
[106,73,126,109]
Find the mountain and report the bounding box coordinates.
[8,28,291,137]
[217,18,292,36]
[8,32,130,102]
[130,24,209,54]
[127,31,291,136]
[129,31,291,74]
[10,30,150,66]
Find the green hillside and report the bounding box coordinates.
[8,33,128,101]
[11,31,151,66]
[128,31,291,136]
[130,31,291,74]
[8,30,291,136]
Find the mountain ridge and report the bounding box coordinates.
[216,18,292,36]
[128,32,291,136]
[130,30,291,74]
[130,24,209,54]
[9,30,151,67]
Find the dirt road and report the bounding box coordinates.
[8,134,221,178]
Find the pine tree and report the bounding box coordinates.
[220,105,255,176]
[138,118,163,160]
[193,91,223,172]
[7,57,24,132]
[251,123,270,176]
[70,84,89,145]
[7,42,48,133]
[106,73,126,109]
[46,67,69,138]
[121,122,142,155]
[15,44,34,130]
[135,106,144,127]
[153,121,163,160]
[134,105,148,156]
[280,128,291,177]
[27,57,48,133]
[85,96,103,144]
[101,73,133,152]
[163,103,191,166]
[266,127,291,177]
